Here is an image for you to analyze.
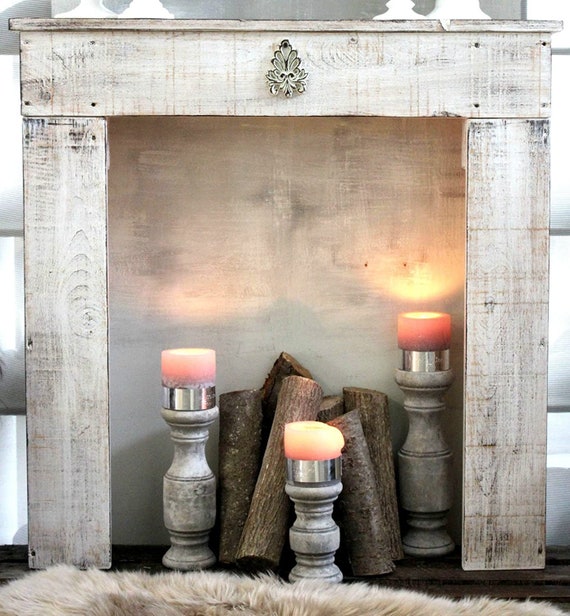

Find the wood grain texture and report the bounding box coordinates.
[10,19,562,33]
[13,19,555,569]
[14,25,554,118]
[261,352,313,429]
[343,387,402,561]
[463,119,550,571]
[329,410,394,576]
[23,117,111,569]
[317,396,344,423]
[218,389,264,565]
[236,375,322,571]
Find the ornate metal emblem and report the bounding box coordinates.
[266,40,308,98]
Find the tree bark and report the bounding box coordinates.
[317,395,344,423]
[217,389,264,565]
[236,375,322,571]
[261,352,313,428]
[329,410,394,576]
[343,387,403,560]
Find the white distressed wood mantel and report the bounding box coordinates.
[10,18,560,571]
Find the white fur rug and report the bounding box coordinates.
[0,565,566,616]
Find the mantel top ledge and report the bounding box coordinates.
[11,17,560,119]
[9,17,563,34]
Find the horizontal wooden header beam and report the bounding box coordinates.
[15,27,555,118]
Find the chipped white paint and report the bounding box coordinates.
[13,20,557,118]
[22,117,111,569]
[463,119,550,570]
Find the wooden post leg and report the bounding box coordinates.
[23,117,111,569]
[463,119,550,570]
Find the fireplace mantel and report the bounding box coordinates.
[13,18,559,118]
[10,18,560,572]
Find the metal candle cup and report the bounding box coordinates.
[286,457,342,484]
[162,385,216,411]
[402,349,450,372]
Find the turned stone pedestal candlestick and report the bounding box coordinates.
[285,458,343,583]
[161,348,218,570]
[161,389,218,570]
[396,361,454,557]
[283,421,345,583]
[396,312,454,557]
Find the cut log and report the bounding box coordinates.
[261,352,313,428]
[343,387,403,560]
[236,375,322,571]
[317,395,344,423]
[217,389,264,565]
[329,410,394,576]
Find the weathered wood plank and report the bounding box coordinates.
[14,27,553,118]
[11,20,555,570]
[23,117,111,569]
[463,119,550,571]
[10,18,562,33]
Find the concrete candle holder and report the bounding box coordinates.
[396,350,455,557]
[285,458,343,583]
[161,385,218,570]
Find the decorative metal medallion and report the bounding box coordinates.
[266,40,308,98]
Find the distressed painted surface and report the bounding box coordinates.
[23,117,111,569]
[13,20,556,570]
[463,119,550,570]
[12,20,555,118]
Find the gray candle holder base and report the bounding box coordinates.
[285,480,343,583]
[161,406,218,570]
[395,368,455,557]
[400,512,455,557]
[162,530,216,570]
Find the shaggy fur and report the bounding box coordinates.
[0,565,565,616]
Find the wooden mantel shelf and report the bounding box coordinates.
[8,18,560,573]
[10,18,560,118]
[10,18,562,32]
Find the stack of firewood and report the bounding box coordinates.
[217,352,403,576]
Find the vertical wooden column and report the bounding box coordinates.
[23,117,111,569]
[463,119,550,571]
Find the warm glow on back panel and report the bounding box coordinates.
[108,116,465,394]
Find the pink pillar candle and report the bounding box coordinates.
[397,312,451,352]
[161,348,216,389]
[284,421,345,461]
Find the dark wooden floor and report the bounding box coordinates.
[1,545,569,610]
